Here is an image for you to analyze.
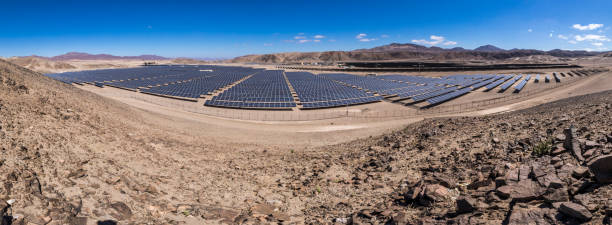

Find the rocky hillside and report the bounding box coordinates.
[230,43,607,64]
[267,90,612,224]
[0,59,176,224]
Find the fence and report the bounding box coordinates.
[106,74,595,121]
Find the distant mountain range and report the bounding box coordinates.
[28,52,170,61]
[231,43,610,63]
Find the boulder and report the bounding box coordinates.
[558,202,592,221]
[455,196,478,214]
[587,154,612,183]
[423,184,450,202]
[110,202,132,220]
[507,207,555,225]
[496,180,544,202]
[564,126,584,161]
[571,166,589,178]
[536,173,564,189]
[543,187,569,202]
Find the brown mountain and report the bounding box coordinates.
[47,52,169,61]
[230,43,607,64]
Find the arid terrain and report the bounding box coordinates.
[0,54,611,225]
[3,53,211,74]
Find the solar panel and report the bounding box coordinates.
[286,72,381,109]
[206,70,295,109]
[499,75,522,92]
[513,75,531,93]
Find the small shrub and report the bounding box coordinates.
[533,139,552,157]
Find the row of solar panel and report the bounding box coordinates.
[301,96,383,109]
[204,101,296,109]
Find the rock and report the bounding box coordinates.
[587,154,612,183]
[564,126,584,161]
[518,165,530,181]
[492,138,500,144]
[423,184,450,202]
[496,180,544,202]
[582,149,595,158]
[69,217,87,225]
[507,207,555,225]
[571,166,589,178]
[200,207,241,224]
[505,168,519,184]
[96,220,117,225]
[543,187,569,202]
[68,168,87,178]
[558,202,592,221]
[109,202,132,220]
[551,156,562,164]
[584,140,599,150]
[555,134,566,142]
[536,173,564,189]
[455,196,478,214]
[557,164,575,182]
[551,146,567,155]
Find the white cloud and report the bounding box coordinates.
[574,34,610,42]
[549,33,553,38]
[294,36,306,39]
[359,38,377,42]
[313,39,321,43]
[313,35,325,39]
[568,40,577,44]
[381,34,390,38]
[572,24,604,31]
[298,39,310,43]
[355,33,377,42]
[412,35,456,46]
[592,42,603,46]
[528,29,533,32]
[558,34,568,40]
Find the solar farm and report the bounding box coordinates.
[46,65,604,111]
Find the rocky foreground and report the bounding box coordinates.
[242,90,612,224]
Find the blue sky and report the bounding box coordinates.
[1,0,611,58]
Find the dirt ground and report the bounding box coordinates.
[1,57,611,224]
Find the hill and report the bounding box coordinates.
[47,52,169,61]
[5,56,77,73]
[230,43,607,64]
[474,44,505,52]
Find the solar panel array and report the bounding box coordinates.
[205,70,296,109]
[285,72,381,109]
[46,65,587,110]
